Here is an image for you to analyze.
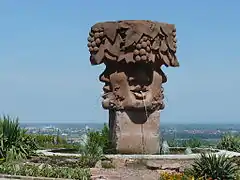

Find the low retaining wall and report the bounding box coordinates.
[36,148,240,160]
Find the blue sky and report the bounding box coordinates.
[0,0,239,124]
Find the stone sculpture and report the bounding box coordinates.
[87,20,179,154]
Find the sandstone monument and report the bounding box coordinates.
[87,20,179,154]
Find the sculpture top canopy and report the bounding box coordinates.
[87,20,179,67]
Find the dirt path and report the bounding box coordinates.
[91,167,160,180]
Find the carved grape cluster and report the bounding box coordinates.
[87,27,104,54]
[133,36,151,61]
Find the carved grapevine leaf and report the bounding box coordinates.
[103,22,118,44]
[148,23,159,39]
[105,34,121,57]
[167,36,176,52]
[152,36,161,50]
[104,51,117,61]
[160,25,169,37]
[159,51,170,66]
[172,31,177,53]
[88,21,178,67]
[123,21,156,48]
[139,21,158,36]
[160,40,168,52]
[124,29,142,48]
[171,54,179,66]
[118,52,134,63]
[166,50,174,64]
[93,43,105,64]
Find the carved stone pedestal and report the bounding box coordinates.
[109,110,160,154]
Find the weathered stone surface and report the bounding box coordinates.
[101,160,115,169]
[95,160,102,168]
[111,158,127,168]
[88,20,178,112]
[88,20,179,154]
[161,163,181,171]
[146,160,162,170]
[179,166,185,173]
[146,160,184,171]
[90,168,121,180]
[109,110,160,154]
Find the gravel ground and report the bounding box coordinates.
[118,168,160,180]
[91,158,195,180]
[91,167,160,180]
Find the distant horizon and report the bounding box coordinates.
[20,122,240,125]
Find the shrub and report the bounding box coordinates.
[78,130,104,168]
[101,123,116,154]
[233,156,240,166]
[31,134,76,150]
[32,134,66,145]
[167,139,178,147]
[0,161,90,179]
[185,153,239,179]
[217,133,240,152]
[77,123,116,167]
[80,124,115,154]
[0,115,37,162]
[165,138,205,148]
[182,138,202,148]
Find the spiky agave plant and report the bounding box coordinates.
[217,133,240,152]
[0,115,38,162]
[185,153,239,179]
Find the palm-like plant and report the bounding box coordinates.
[185,153,239,179]
[0,115,38,162]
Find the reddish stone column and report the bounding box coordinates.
[87,20,179,154]
[109,110,160,154]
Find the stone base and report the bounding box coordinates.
[109,110,160,154]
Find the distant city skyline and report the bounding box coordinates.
[0,0,240,123]
[22,122,240,144]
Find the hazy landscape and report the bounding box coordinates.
[21,122,240,143]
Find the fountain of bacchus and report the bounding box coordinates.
[87,20,179,154]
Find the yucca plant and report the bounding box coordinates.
[0,115,38,162]
[185,153,239,179]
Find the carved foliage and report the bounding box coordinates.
[87,20,179,112]
[87,20,179,67]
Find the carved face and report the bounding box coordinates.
[100,62,166,111]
